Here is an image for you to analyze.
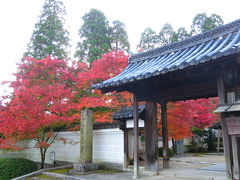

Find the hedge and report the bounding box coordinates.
[158,147,174,157]
[0,158,38,180]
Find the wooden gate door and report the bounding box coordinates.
[226,117,240,179]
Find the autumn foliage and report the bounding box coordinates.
[166,98,218,140]
[0,50,219,167]
[74,50,131,122]
[0,51,131,150]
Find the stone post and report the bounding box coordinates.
[72,109,98,174]
[80,109,93,163]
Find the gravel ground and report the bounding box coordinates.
[27,153,227,180]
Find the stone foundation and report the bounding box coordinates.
[70,163,98,174]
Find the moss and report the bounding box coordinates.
[26,174,61,179]
[47,168,123,177]
[190,152,207,157]
[48,168,72,174]
[95,169,123,174]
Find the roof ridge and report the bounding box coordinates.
[130,19,240,63]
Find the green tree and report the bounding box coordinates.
[25,0,70,59]
[172,27,190,42]
[137,13,223,50]
[75,9,111,64]
[110,20,130,51]
[137,27,158,51]
[191,13,224,35]
[158,23,176,46]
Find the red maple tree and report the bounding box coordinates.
[0,51,131,168]
[166,98,218,140]
[0,56,78,168]
[0,50,219,168]
[73,50,131,122]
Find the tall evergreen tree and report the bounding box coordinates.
[158,23,176,46]
[110,20,130,51]
[25,0,70,60]
[75,9,111,64]
[137,13,224,50]
[191,13,224,35]
[172,27,190,42]
[137,27,158,51]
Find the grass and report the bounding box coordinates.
[48,167,123,175]
[26,174,61,180]
[190,152,208,157]
[48,168,72,174]
[26,168,124,179]
[89,169,123,174]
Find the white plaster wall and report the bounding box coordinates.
[126,119,145,128]
[93,129,124,165]
[128,131,134,160]
[16,128,124,166]
[24,131,81,164]
[158,139,173,149]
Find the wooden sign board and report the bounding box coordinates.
[226,117,240,135]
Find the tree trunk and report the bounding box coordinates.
[172,138,176,155]
[40,147,47,169]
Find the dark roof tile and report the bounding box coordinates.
[113,105,145,120]
[93,19,240,90]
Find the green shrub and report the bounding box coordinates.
[158,147,174,157]
[0,158,38,180]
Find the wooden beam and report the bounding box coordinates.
[144,101,159,173]
[133,93,139,179]
[137,83,217,102]
[217,75,233,179]
[237,56,240,64]
[217,76,226,104]
[161,101,169,168]
[101,55,238,94]
[155,86,217,102]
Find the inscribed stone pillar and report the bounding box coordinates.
[80,109,93,163]
[72,109,98,173]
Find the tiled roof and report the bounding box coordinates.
[113,105,145,120]
[93,19,240,90]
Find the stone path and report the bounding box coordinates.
[27,153,227,180]
[199,163,226,172]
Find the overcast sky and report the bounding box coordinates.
[0,0,240,95]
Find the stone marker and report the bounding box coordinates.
[72,109,98,174]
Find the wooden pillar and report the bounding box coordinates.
[144,101,159,172]
[217,129,220,153]
[231,136,240,179]
[124,129,129,169]
[161,101,169,168]
[133,94,139,178]
[216,76,233,179]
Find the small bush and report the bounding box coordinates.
[158,147,174,157]
[0,158,38,180]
